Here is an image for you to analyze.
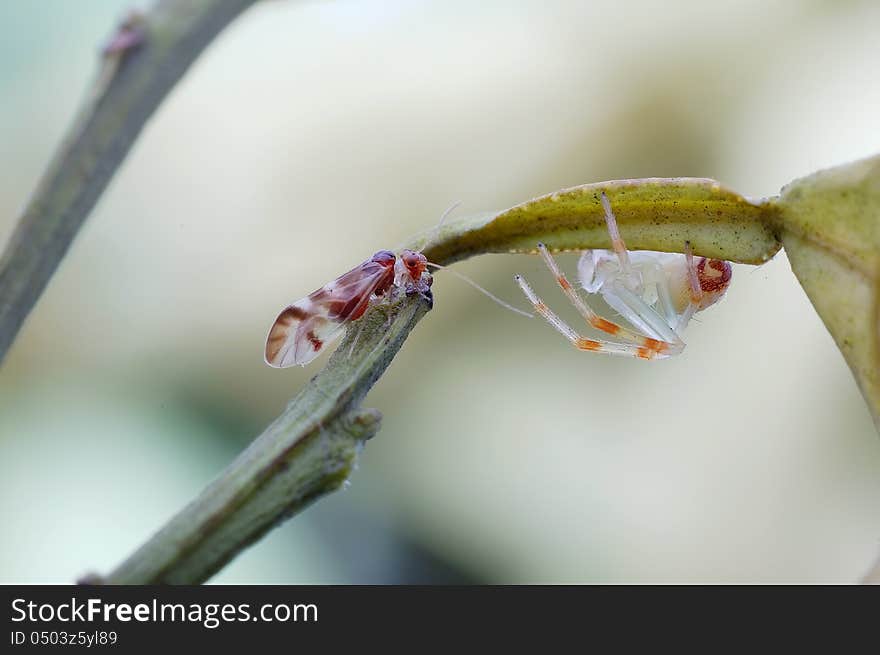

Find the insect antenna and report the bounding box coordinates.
[436,200,462,230]
[425,261,533,318]
[402,201,464,253]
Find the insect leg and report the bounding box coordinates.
[346,317,366,358]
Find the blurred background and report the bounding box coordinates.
[2,0,879,583]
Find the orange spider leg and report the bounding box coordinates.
[534,243,673,356]
[514,274,681,360]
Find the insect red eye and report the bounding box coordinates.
[401,250,427,276]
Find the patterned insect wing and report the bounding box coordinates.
[265,257,395,368]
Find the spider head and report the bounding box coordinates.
[695,258,732,310]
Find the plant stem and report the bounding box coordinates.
[0,0,258,366]
[97,292,431,584]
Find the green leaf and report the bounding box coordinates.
[420,177,782,265]
[776,155,880,426]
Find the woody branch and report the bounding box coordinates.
[0,0,259,366]
[99,294,430,584]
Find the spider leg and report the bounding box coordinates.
[514,274,679,359]
[674,241,703,333]
[598,192,679,336]
[605,280,684,347]
[641,261,678,328]
[535,243,656,347]
[600,191,631,275]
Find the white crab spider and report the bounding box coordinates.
[514,192,732,360]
